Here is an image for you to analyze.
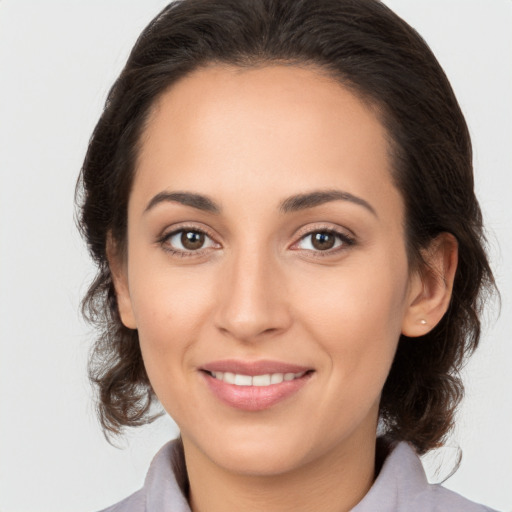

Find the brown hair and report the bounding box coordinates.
[77,0,495,454]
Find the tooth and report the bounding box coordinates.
[212,370,304,386]
[224,372,236,384]
[234,374,252,386]
[253,374,271,386]
[270,373,284,384]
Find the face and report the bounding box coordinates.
[114,65,424,476]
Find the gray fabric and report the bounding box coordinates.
[99,439,497,512]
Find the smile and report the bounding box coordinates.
[200,360,314,411]
[208,371,307,387]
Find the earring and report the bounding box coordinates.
[420,319,427,325]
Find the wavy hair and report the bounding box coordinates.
[77,0,496,454]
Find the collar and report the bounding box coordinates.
[140,438,487,511]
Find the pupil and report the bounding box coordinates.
[181,231,205,250]
[312,232,335,250]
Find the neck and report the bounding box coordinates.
[182,431,377,512]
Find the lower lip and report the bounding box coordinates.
[202,372,312,411]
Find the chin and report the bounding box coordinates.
[183,423,307,476]
[188,421,336,478]
[216,442,307,476]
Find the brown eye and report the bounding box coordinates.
[181,230,205,250]
[311,232,335,250]
[295,229,354,253]
[165,229,217,253]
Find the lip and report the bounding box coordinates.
[200,359,314,411]
[201,359,311,376]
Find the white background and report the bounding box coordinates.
[0,1,511,511]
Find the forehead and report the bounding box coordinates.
[140,64,385,165]
[133,64,402,223]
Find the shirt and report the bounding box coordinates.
[100,439,497,511]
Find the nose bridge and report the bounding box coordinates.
[214,240,289,341]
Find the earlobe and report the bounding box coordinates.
[106,234,137,330]
[402,233,458,337]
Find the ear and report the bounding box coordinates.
[106,233,137,329]
[401,233,458,337]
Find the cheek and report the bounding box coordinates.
[127,258,217,368]
[127,263,221,422]
[295,256,407,329]
[291,254,409,386]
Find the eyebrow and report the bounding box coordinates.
[144,191,221,214]
[279,190,377,216]
[144,188,376,217]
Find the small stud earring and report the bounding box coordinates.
[420,319,427,325]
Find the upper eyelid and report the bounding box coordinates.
[293,222,356,240]
[295,231,353,245]
[156,225,220,254]
[157,222,355,249]
[290,224,356,251]
[158,227,220,257]
[160,223,218,241]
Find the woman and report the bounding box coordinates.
[77,0,498,510]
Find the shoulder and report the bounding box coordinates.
[98,489,145,512]
[412,483,497,511]
[352,441,497,512]
[96,439,190,512]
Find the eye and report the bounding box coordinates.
[163,229,218,253]
[295,230,353,252]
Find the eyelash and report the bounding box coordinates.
[157,225,356,258]
[291,228,355,257]
[157,224,219,258]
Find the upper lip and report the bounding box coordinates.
[201,359,312,376]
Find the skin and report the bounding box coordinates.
[110,65,457,512]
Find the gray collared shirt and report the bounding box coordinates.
[100,439,497,511]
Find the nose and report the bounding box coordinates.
[214,246,292,343]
